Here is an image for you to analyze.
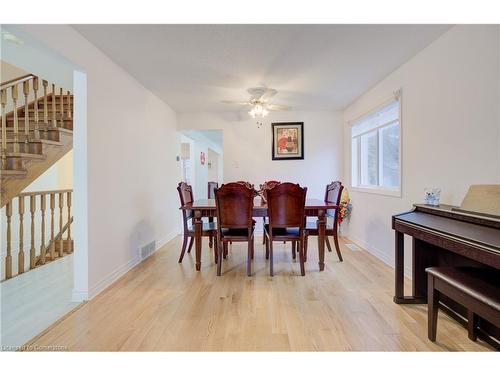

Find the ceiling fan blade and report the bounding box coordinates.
[267,104,291,111]
[260,88,278,101]
[221,100,252,106]
[247,87,277,101]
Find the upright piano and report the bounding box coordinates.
[392,185,500,346]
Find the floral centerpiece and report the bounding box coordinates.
[338,188,352,225]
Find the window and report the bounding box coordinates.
[351,95,401,196]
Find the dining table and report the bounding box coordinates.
[180,197,338,272]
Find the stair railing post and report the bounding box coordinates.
[42,80,49,133]
[51,83,57,129]
[11,84,20,153]
[66,90,72,120]
[39,194,46,265]
[49,193,56,260]
[67,191,72,253]
[1,89,7,169]
[23,80,30,146]
[59,87,64,128]
[5,201,13,279]
[30,194,36,269]
[59,192,64,257]
[18,196,25,274]
[32,77,40,140]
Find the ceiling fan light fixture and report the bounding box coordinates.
[248,103,268,118]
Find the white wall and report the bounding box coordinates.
[178,111,343,200]
[17,25,180,299]
[342,25,500,271]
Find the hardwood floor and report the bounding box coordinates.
[27,236,493,351]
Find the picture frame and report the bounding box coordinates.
[271,122,304,160]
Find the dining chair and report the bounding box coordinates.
[214,182,255,276]
[304,181,344,262]
[260,180,281,245]
[207,181,218,199]
[264,182,307,276]
[177,182,217,263]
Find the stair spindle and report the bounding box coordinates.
[66,90,72,119]
[67,191,72,253]
[49,193,56,260]
[18,196,25,274]
[59,87,64,128]
[23,80,30,143]
[11,84,20,153]
[39,194,46,264]
[5,201,13,279]
[51,84,57,129]
[32,77,40,140]
[30,194,36,269]
[1,89,7,169]
[58,192,64,257]
[42,80,49,129]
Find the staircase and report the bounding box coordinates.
[1,74,74,281]
[1,74,73,207]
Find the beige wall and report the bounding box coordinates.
[342,25,500,272]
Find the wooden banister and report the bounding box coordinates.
[1,189,74,282]
[0,74,35,89]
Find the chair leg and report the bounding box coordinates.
[213,236,218,264]
[333,230,343,262]
[325,237,332,252]
[265,231,270,260]
[247,240,252,277]
[304,236,308,262]
[251,236,254,260]
[298,239,305,276]
[427,274,439,342]
[292,241,296,260]
[178,234,188,263]
[262,221,266,244]
[217,240,223,276]
[467,310,478,341]
[269,240,274,276]
[187,237,194,253]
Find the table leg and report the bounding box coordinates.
[317,209,326,271]
[194,209,202,271]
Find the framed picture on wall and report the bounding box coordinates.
[271,122,304,160]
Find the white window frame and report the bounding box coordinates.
[349,90,402,197]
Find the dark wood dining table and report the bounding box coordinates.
[181,198,338,272]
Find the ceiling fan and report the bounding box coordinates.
[222,87,291,118]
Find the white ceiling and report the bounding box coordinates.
[73,24,451,112]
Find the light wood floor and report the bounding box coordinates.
[27,236,493,351]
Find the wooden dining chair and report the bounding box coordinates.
[260,180,281,245]
[304,181,344,262]
[177,182,217,263]
[214,182,255,276]
[207,181,218,199]
[264,182,307,276]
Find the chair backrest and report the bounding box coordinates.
[208,181,218,199]
[267,182,307,228]
[214,182,254,229]
[235,181,255,191]
[259,180,281,201]
[177,182,194,229]
[324,181,343,218]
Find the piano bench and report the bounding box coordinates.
[426,266,500,343]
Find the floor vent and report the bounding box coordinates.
[345,243,361,251]
[141,241,156,260]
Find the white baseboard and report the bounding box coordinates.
[74,230,179,302]
[344,234,412,279]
